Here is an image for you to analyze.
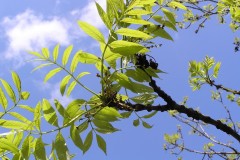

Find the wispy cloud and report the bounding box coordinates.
[48,83,74,107]
[1,9,71,66]
[70,0,106,29]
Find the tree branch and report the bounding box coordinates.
[111,78,240,144]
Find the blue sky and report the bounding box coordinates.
[0,0,240,160]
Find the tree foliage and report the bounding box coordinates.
[0,0,240,159]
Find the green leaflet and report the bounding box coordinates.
[96,2,112,30]
[133,119,140,127]
[21,136,31,160]
[28,51,44,58]
[70,124,84,151]
[60,75,71,96]
[161,8,176,25]
[78,21,105,43]
[20,91,30,100]
[66,81,77,96]
[0,138,19,154]
[42,99,59,127]
[126,0,141,11]
[34,102,42,131]
[77,120,89,133]
[147,25,173,41]
[125,69,150,82]
[121,18,154,25]
[93,119,119,134]
[42,47,50,58]
[213,62,221,78]
[0,87,8,110]
[0,79,16,103]
[142,121,152,129]
[12,131,24,147]
[62,45,73,66]
[94,107,122,122]
[11,71,21,92]
[100,42,121,69]
[113,72,134,91]
[126,9,152,16]
[96,134,107,154]
[152,15,177,31]
[131,93,157,104]
[76,72,91,79]
[83,131,93,154]
[131,82,154,93]
[78,51,100,64]
[115,28,153,40]
[55,132,70,160]
[18,105,34,113]
[34,137,46,160]
[70,52,80,73]
[109,40,147,56]
[53,44,60,62]
[44,67,62,82]
[54,99,69,119]
[31,63,53,72]
[142,111,158,119]
[0,119,32,130]
[65,99,86,120]
[9,112,32,124]
[168,1,187,10]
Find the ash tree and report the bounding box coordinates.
[0,0,240,159]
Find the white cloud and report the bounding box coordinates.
[70,0,106,29]
[49,83,74,107]
[1,10,71,66]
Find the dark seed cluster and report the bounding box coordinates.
[135,54,158,70]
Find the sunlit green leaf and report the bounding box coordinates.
[21,136,31,160]
[70,52,80,73]
[20,91,30,100]
[31,63,53,72]
[147,25,173,41]
[18,105,34,113]
[66,81,77,96]
[121,18,153,25]
[0,87,8,110]
[60,75,72,96]
[96,2,112,30]
[213,62,221,78]
[93,119,119,133]
[34,137,46,160]
[9,112,32,124]
[34,102,41,131]
[44,67,62,82]
[0,138,18,154]
[78,51,100,64]
[54,99,69,119]
[70,124,84,151]
[110,40,147,56]
[53,44,60,62]
[0,119,32,130]
[96,134,107,154]
[162,8,176,25]
[42,48,50,58]
[42,99,59,127]
[0,79,16,103]
[78,21,105,43]
[65,99,86,119]
[83,131,93,154]
[55,132,70,160]
[115,28,152,40]
[168,1,187,10]
[126,9,152,15]
[11,71,21,92]
[62,45,73,66]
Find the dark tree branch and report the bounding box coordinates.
[111,78,240,145]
